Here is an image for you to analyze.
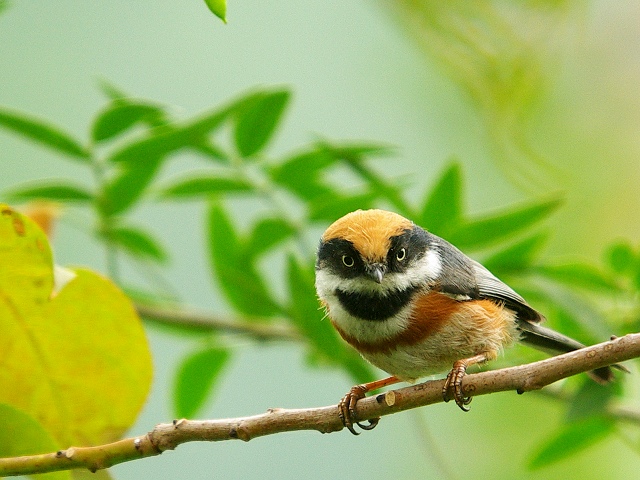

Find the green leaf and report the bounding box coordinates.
[536,263,621,293]
[92,101,166,143]
[3,180,94,203]
[208,203,280,317]
[97,78,129,101]
[107,104,234,164]
[308,192,377,222]
[317,140,395,161]
[204,0,226,22]
[446,197,562,250]
[324,143,409,214]
[269,148,337,200]
[419,163,463,235]
[566,379,617,422]
[106,225,167,263]
[0,107,89,160]
[286,255,373,384]
[159,174,253,199]
[528,416,614,469]
[247,217,297,257]
[174,346,230,418]
[482,233,548,275]
[606,241,636,274]
[101,159,162,215]
[234,90,290,157]
[0,403,71,480]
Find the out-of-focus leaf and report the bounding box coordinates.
[3,180,93,203]
[482,233,548,274]
[174,346,231,418]
[566,379,618,422]
[97,78,128,101]
[208,203,280,317]
[536,264,621,293]
[204,0,226,22]
[0,403,71,480]
[447,197,561,250]
[101,159,162,215]
[317,140,395,161]
[269,148,336,200]
[233,90,290,157]
[0,205,152,447]
[92,101,166,143]
[107,103,234,164]
[606,241,636,274]
[528,416,614,469]
[106,225,167,263]
[0,107,89,160]
[419,163,463,236]
[286,255,373,384]
[158,175,253,199]
[247,217,296,257]
[308,192,377,222]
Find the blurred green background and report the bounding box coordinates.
[1,1,639,479]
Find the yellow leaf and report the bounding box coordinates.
[0,204,152,447]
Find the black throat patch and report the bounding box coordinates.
[335,287,419,321]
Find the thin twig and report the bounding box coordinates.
[136,303,301,341]
[1,333,639,477]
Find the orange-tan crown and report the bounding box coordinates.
[321,209,414,262]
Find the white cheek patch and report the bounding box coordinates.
[383,248,441,291]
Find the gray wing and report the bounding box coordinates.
[430,235,542,322]
[471,260,543,322]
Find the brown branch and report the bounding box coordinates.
[135,303,301,341]
[1,333,639,477]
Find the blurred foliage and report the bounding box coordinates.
[380,0,581,190]
[0,83,638,470]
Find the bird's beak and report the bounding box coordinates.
[365,263,386,284]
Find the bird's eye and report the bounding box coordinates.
[396,248,406,262]
[342,255,355,267]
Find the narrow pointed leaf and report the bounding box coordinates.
[92,101,166,143]
[536,263,621,293]
[447,198,562,250]
[234,90,290,157]
[101,159,162,215]
[247,217,296,257]
[4,181,93,203]
[420,163,463,235]
[0,107,89,160]
[204,0,226,22]
[208,203,280,317]
[482,233,548,274]
[174,346,231,418]
[528,416,614,469]
[159,175,252,199]
[269,148,336,200]
[308,192,377,222]
[106,225,167,263]
[107,104,233,164]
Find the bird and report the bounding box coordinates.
[315,209,624,435]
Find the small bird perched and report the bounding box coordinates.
[315,209,623,434]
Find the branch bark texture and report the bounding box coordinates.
[1,333,639,477]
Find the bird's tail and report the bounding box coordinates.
[517,320,628,384]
